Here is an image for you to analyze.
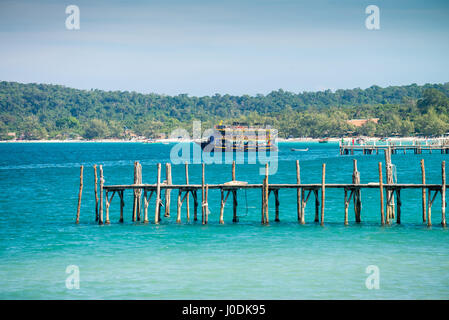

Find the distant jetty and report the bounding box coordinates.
[340,138,449,155]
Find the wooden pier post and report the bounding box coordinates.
[134,162,142,221]
[105,189,109,224]
[274,189,280,222]
[176,189,182,223]
[396,189,401,224]
[155,163,161,224]
[185,162,190,222]
[385,148,395,222]
[76,165,83,224]
[232,190,238,222]
[202,163,205,224]
[261,178,266,224]
[300,188,306,224]
[132,162,136,221]
[421,159,427,223]
[344,188,349,225]
[119,190,124,223]
[296,160,302,223]
[205,184,209,224]
[442,161,446,227]
[220,189,225,224]
[94,165,98,221]
[193,190,199,221]
[105,191,115,225]
[132,162,138,222]
[314,190,319,222]
[378,162,385,225]
[321,163,326,226]
[427,188,432,227]
[232,161,238,223]
[164,163,172,217]
[352,159,361,223]
[143,189,149,223]
[264,163,269,224]
[99,165,104,225]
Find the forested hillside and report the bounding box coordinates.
[1,81,448,139]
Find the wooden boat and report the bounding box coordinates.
[197,123,278,152]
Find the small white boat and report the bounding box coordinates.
[291,148,309,152]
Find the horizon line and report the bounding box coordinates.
[1,79,448,98]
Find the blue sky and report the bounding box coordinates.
[0,0,448,95]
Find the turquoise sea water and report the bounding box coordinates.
[0,142,448,299]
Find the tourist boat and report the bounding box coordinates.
[318,138,330,143]
[197,123,278,152]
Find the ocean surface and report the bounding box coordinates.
[0,142,448,299]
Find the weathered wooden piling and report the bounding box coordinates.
[296,160,302,223]
[442,161,446,227]
[202,163,206,224]
[352,160,361,223]
[185,162,190,221]
[94,164,98,221]
[155,163,161,224]
[300,188,307,224]
[263,164,269,224]
[421,159,427,223]
[105,189,109,224]
[143,188,154,224]
[219,188,230,224]
[76,165,83,224]
[344,188,350,225]
[232,190,238,222]
[321,163,326,226]
[176,188,182,223]
[427,188,432,227]
[105,189,115,225]
[314,190,319,222]
[205,184,209,224]
[261,176,266,224]
[193,189,199,221]
[232,161,238,223]
[378,162,385,225]
[274,189,280,222]
[119,190,124,223]
[132,162,142,222]
[99,165,104,225]
[143,189,149,223]
[384,148,395,222]
[164,163,172,217]
[396,189,401,224]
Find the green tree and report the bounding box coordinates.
[83,119,109,139]
[415,109,448,136]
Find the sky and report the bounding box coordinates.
[0,0,448,96]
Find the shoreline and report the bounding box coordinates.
[0,136,442,144]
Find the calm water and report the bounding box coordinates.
[0,142,448,299]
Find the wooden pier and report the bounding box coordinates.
[340,143,449,155]
[76,151,447,227]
